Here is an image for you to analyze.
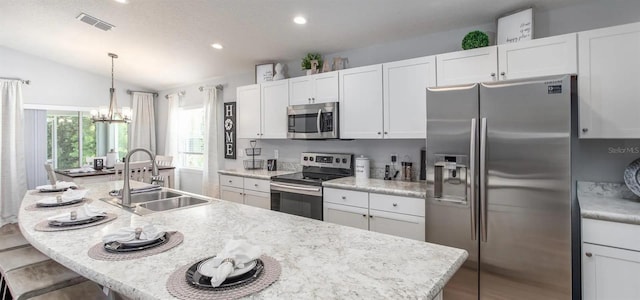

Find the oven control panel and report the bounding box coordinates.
[301,152,352,169]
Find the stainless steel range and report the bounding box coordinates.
[270,152,353,220]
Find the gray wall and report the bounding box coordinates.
[156,0,640,186]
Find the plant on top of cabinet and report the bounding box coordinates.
[462,30,490,50]
[301,53,323,75]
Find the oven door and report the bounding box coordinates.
[270,182,323,220]
[287,102,338,139]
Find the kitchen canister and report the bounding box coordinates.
[355,155,370,180]
[106,149,118,168]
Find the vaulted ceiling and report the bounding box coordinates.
[0,0,595,90]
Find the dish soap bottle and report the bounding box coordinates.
[106,149,118,168]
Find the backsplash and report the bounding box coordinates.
[577,181,640,200]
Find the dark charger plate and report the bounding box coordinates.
[103,233,169,253]
[36,198,84,208]
[48,215,106,227]
[186,257,264,290]
[39,186,78,193]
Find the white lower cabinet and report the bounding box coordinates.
[582,218,640,300]
[219,174,271,209]
[323,187,425,241]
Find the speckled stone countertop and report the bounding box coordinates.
[323,177,428,198]
[218,169,296,180]
[19,181,466,300]
[578,181,640,225]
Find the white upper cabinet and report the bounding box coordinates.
[236,84,261,139]
[436,46,498,86]
[578,22,640,138]
[383,56,436,138]
[498,33,577,80]
[289,71,339,105]
[339,65,384,139]
[260,80,289,139]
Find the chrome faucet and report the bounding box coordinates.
[120,148,159,207]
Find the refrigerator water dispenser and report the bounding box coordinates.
[433,154,467,202]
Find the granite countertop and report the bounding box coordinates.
[578,181,640,225]
[323,176,428,198]
[19,181,466,299]
[218,169,296,180]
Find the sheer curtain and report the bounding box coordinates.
[164,93,180,189]
[129,92,156,161]
[202,88,219,197]
[1,80,27,226]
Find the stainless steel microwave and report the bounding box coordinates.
[287,102,339,139]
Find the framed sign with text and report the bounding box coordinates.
[497,8,533,44]
[223,102,236,159]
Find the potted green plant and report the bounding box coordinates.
[301,53,323,75]
[461,31,490,50]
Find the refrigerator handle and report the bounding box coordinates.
[480,117,488,243]
[469,118,477,241]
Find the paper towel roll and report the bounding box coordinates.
[355,155,370,180]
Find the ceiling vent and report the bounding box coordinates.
[76,13,115,31]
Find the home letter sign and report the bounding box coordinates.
[223,102,236,159]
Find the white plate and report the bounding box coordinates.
[49,213,104,224]
[197,258,257,278]
[624,158,640,197]
[37,197,80,205]
[120,233,166,246]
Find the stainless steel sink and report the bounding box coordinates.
[137,197,209,212]
[100,188,211,215]
[128,191,184,204]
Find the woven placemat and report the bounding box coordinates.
[166,255,281,300]
[34,213,118,232]
[87,231,184,261]
[24,199,91,211]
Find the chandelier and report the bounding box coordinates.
[90,53,132,123]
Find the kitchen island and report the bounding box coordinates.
[19,181,467,299]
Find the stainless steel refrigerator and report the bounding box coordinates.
[425,75,574,299]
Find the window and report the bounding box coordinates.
[47,110,128,169]
[178,107,205,169]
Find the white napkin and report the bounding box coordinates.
[36,181,78,190]
[67,167,95,174]
[102,224,166,243]
[37,189,89,205]
[46,204,106,222]
[209,240,262,287]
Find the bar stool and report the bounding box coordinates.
[0,224,29,252]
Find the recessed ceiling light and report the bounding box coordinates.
[114,0,128,3]
[211,43,223,50]
[293,16,307,25]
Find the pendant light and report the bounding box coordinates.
[90,53,132,123]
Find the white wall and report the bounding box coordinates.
[0,46,150,108]
[156,0,640,186]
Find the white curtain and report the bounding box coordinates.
[129,92,156,161]
[1,80,27,226]
[24,109,48,189]
[202,88,219,197]
[164,93,180,189]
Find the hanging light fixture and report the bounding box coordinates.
[90,53,132,123]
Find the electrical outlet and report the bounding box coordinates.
[391,153,397,163]
[274,149,279,159]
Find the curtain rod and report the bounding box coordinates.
[165,90,186,99]
[0,77,30,85]
[126,89,159,97]
[199,84,224,92]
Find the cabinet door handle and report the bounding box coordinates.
[582,128,588,133]
[362,214,367,217]
[341,196,346,200]
[377,132,381,135]
[585,252,592,257]
[500,72,506,76]
[384,131,388,134]
[254,184,259,187]
[392,203,398,207]
[369,215,373,218]
[228,180,232,183]
[490,73,496,77]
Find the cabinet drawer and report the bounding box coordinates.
[244,190,271,210]
[220,186,244,204]
[244,178,270,193]
[369,193,425,217]
[220,175,243,189]
[324,188,368,208]
[582,218,640,252]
